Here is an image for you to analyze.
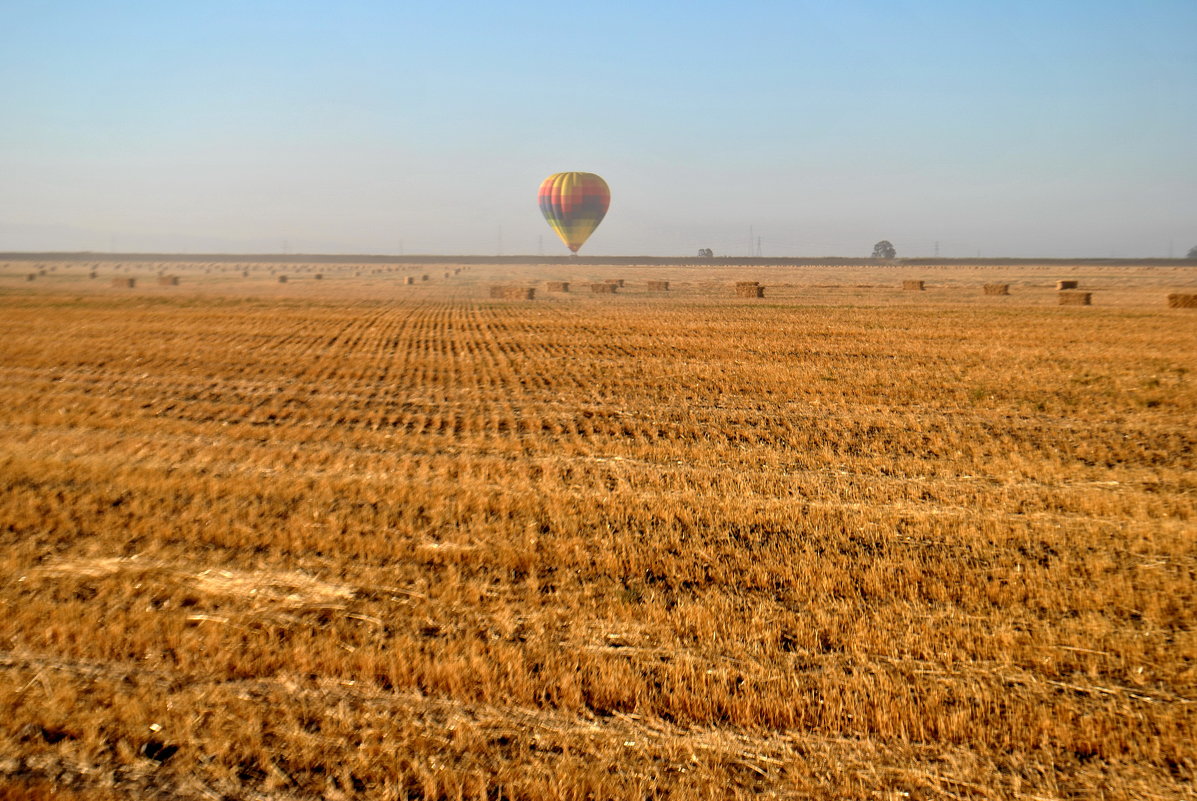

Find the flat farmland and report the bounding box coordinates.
[0,261,1195,799]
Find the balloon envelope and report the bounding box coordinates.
[538,172,610,253]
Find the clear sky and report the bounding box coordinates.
[2,1,1194,258]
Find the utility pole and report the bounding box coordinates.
[934,241,940,258]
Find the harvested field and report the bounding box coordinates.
[0,260,1195,799]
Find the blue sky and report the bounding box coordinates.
[2,1,1194,257]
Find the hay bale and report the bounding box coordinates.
[405,276,415,285]
[277,275,288,283]
[1056,280,1078,290]
[421,274,429,281]
[156,275,179,286]
[314,273,323,280]
[111,277,136,288]
[647,280,670,291]
[605,278,625,287]
[545,281,570,292]
[26,273,35,281]
[590,282,618,294]
[489,285,506,298]
[735,284,765,298]
[1167,293,1197,309]
[89,271,97,279]
[1058,291,1091,306]
[734,281,759,288]
[902,280,925,291]
[983,283,1009,295]
[502,287,535,300]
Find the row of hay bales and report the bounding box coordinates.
[488,279,661,299]
[94,266,462,287]
[903,279,1077,292]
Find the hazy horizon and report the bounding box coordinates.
[3,1,1195,259]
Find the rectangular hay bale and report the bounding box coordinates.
[1056,280,1078,290]
[983,283,1009,295]
[1058,291,1091,306]
[590,282,618,294]
[545,281,570,292]
[1167,293,1197,309]
[647,280,670,291]
[902,280,925,291]
[735,285,765,298]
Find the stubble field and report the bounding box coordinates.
[0,260,1195,799]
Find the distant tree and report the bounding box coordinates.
[1188,245,1197,259]
[872,240,896,259]
[697,248,714,258]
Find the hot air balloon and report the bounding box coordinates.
[538,172,610,254]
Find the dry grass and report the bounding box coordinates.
[0,261,1195,799]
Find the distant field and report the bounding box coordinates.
[1,261,1194,799]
